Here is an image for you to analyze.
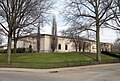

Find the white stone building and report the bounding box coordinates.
[16,34,112,53]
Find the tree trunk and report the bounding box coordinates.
[83,42,85,52]
[96,25,101,62]
[7,29,12,65]
[75,48,77,52]
[52,37,55,52]
[75,43,78,52]
[79,40,82,52]
[79,43,81,52]
[13,30,17,53]
[37,25,40,53]
[13,38,17,53]
[95,2,101,62]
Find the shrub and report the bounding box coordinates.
[101,51,120,58]
[16,48,26,53]
[0,49,7,53]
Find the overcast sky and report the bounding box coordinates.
[2,0,118,44]
[41,0,118,43]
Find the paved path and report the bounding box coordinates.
[0,63,120,81]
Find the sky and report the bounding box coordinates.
[100,28,117,43]
[41,0,118,43]
[1,0,118,45]
[42,22,117,43]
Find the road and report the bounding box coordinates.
[0,64,120,81]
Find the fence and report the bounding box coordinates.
[0,59,120,69]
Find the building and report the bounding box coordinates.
[16,34,112,53]
[100,43,112,52]
[15,16,112,53]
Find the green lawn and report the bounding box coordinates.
[0,52,119,69]
[101,54,117,60]
[0,52,118,62]
[0,54,6,62]
[11,52,93,62]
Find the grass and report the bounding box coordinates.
[0,52,118,62]
[11,52,93,62]
[101,54,117,60]
[0,54,6,62]
[0,52,119,69]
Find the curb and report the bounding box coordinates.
[0,63,120,73]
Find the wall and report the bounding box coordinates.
[56,37,78,52]
[16,34,112,53]
[41,35,51,52]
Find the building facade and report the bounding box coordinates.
[16,34,112,53]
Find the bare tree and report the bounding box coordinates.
[103,0,120,32]
[12,0,45,53]
[61,22,94,52]
[13,26,35,53]
[0,28,4,44]
[0,0,39,64]
[112,38,120,53]
[64,0,115,61]
[11,0,55,53]
[34,0,55,53]
[61,24,82,52]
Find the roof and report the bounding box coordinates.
[18,33,95,42]
[0,44,7,47]
[18,33,111,44]
[18,34,51,38]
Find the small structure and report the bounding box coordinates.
[100,43,112,52]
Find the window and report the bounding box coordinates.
[58,44,61,50]
[105,49,108,51]
[65,45,68,50]
[101,49,104,51]
[92,46,95,49]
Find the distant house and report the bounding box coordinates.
[0,44,7,50]
[15,34,112,53]
[100,43,112,52]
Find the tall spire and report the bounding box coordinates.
[51,15,57,52]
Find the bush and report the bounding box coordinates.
[0,48,30,53]
[0,49,7,53]
[101,51,120,58]
[16,48,26,53]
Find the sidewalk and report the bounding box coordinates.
[0,63,120,73]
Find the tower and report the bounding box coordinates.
[51,15,57,52]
